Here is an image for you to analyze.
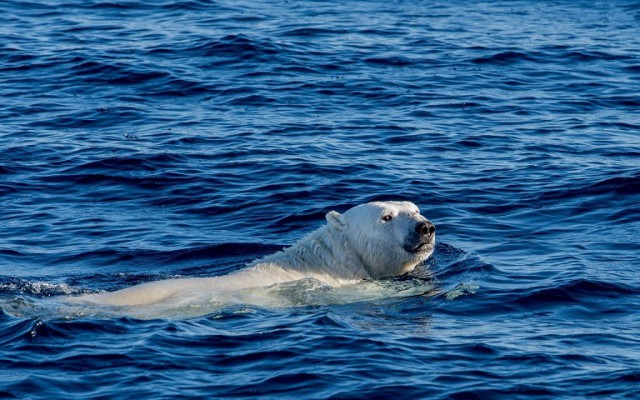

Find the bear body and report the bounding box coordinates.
[69,201,435,307]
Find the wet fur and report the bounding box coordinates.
[67,201,434,307]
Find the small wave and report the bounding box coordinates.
[82,2,145,10]
[537,174,640,203]
[457,278,639,317]
[161,79,213,97]
[607,207,640,224]
[160,0,220,11]
[71,60,171,84]
[512,279,637,306]
[364,56,415,67]
[429,243,498,280]
[224,94,277,106]
[444,283,479,300]
[0,277,82,297]
[189,34,281,60]
[36,173,175,191]
[56,242,279,274]
[61,153,190,174]
[623,65,640,73]
[472,51,536,65]
[36,154,208,193]
[165,243,282,272]
[433,277,639,318]
[280,27,348,37]
[601,96,640,108]
[564,50,632,62]
[67,59,214,97]
[0,51,38,66]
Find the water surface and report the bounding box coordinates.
[1,0,639,398]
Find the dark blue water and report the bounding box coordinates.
[2,0,639,398]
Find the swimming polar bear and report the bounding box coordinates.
[68,201,435,307]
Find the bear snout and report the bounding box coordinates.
[415,221,436,237]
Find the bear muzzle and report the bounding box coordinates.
[415,221,436,237]
[403,221,436,253]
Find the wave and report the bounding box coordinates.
[0,277,83,297]
[280,27,349,37]
[71,60,171,83]
[472,51,537,65]
[509,279,637,306]
[436,278,639,317]
[364,56,416,67]
[60,153,191,174]
[536,174,640,202]
[471,48,633,69]
[564,50,633,62]
[466,173,640,217]
[55,242,279,273]
[189,34,282,60]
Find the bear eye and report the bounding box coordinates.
[381,215,393,222]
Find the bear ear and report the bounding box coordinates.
[325,210,345,231]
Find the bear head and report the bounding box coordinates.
[326,201,435,278]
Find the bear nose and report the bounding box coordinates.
[416,221,436,236]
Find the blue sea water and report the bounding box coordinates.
[1,0,639,398]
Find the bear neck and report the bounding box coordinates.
[254,224,374,281]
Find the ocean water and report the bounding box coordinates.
[1,0,639,398]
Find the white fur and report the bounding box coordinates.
[68,201,435,307]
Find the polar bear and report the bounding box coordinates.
[68,201,435,307]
